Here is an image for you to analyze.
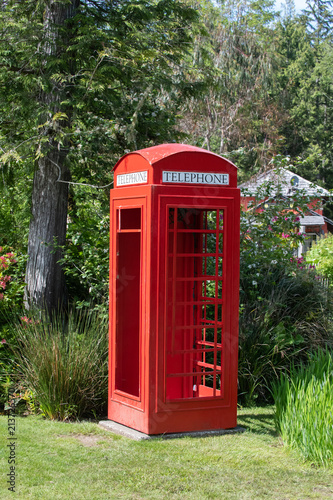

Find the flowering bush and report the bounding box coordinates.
[238,174,333,405]
[0,246,26,314]
[0,246,27,412]
[21,316,35,326]
[0,248,16,301]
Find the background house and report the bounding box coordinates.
[239,168,332,256]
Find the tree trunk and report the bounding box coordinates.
[24,0,79,313]
[24,150,70,312]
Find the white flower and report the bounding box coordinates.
[271,260,277,264]
[252,281,257,286]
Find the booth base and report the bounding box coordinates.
[99,420,245,441]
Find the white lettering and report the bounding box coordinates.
[116,171,148,187]
[162,171,229,186]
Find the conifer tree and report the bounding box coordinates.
[179,0,282,174]
[0,0,197,312]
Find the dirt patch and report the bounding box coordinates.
[57,434,107,447]
[313,486,333,498]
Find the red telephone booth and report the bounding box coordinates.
[109,144,240,435]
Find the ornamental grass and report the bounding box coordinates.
[13,309,108,421]
[273,349,333,466]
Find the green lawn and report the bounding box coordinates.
[1,407,332,499]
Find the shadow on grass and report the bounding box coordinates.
[237,409,278,437]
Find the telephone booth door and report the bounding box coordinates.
[153,192,239,434]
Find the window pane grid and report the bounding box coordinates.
[166,207,225,400]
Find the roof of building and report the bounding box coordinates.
[239,168,330,197]
[300,215,325,226]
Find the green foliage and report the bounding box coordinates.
[12,309,108,420]
[0,0,199,179]
[0,313,22,414]
[238,165,333,404]
[56,187,109,312]
[0,169,31,251]
[238,265,333,404]
[1,0,333,312]
[306,232,333,282]
[0,0,200,312]
[273,349,333,466]
[0,246,26,320]
[304,0,333,40]
[0,335,17,413]
[274,8,333,187]
[0,0,332,416]
[180,0,282,170]
[291,40,333,187]
[0,248,26,408]
[179,1,333,184]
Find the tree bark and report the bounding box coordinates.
[24,0,79,313]
[24,149,70,312]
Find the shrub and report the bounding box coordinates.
[306,233,333,283]
[56,190,109,314]
[238,262,333,405]
[12,309,108,420]
[0,247,26,411]
[239,168,333,405]
[0,247,19,304]
[273,349,333,466]
[0,333,16,412]
[0,246,26,326]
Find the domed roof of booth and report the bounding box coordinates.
[113,144,238,188]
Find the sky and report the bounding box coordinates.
[293,0,308,11]
[276,0,308,13]
[211,0,309,15]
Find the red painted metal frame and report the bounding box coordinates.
[109,144,240,434]
[164,206,225,401]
